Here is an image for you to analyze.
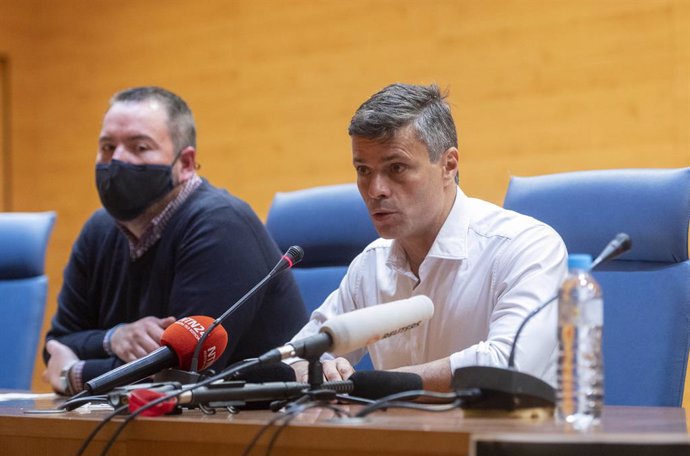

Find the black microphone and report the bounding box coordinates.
[189,245,304,372]
[229,361,298,383]
[453,233,633,412]
[348,370,423,400]
[177,381,313,407]
[178,371,424,407]
[590,232,632,270]
[113,379,354,410]
[269,245,305,275]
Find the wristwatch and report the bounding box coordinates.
[58,362,77,396]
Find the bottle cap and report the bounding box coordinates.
[568,253,592,271]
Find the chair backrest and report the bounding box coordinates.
[266,184,378,369]
[503,168,690,407]
[0,211,56,389]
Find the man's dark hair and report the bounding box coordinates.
[348,83,458,164]
[110,86,196,152]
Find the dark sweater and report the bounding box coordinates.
[45,180,307,382]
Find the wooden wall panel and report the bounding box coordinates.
[0,56,6,211]
[0,0,687,391]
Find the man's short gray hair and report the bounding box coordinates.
[110,86,196,152]
[348,83,458,163]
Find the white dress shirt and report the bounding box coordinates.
[290,187,567,385]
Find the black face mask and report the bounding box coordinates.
[95,159,176,221]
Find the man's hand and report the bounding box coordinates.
[291,357,355,383]
[110,316,176,362]
[323,357,355,381]
[43,339,79,394]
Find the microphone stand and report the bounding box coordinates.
[189,246,304,374]
[306,357,324,390]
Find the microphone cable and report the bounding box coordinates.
[61,394,109,411]
[264,402,350,456]
[240,397,351,456]
[242,387,480,456]
[507,294,557,368]
[76,358,260,456]
[75,404,128,456]
[353,388,481,418]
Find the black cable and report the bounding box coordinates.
[354,389,474,418]
[61,394,109,411]
[334,393,376,405]
[75,405,128,456]
[507,294,557,368]
[356,398,463,417]
[239,402,303,456]
[265,402,349,456]
[240,396,351,456]
[84,359,259,456]
[97,359,258,456]
[354,389,454,417]
[264,410,300,456]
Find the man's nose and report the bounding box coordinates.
[368,173,390,199]
[111,145,128,161]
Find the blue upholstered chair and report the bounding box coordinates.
[266,183,379,370]
[0,211,56,390]
[503,168,690,407]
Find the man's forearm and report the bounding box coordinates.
[390,357,453,392]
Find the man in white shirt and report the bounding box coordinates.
[291,83,567,391]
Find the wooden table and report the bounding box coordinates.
[1,394,688,456]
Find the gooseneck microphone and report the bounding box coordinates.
[590,232,632,270]
[81,316,228,396]
[189,245,304,372]
[507,232,632,369]
[454,232,633,411]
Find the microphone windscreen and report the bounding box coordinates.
[286,245,304,265]
[349,370,423,400]
[321,295,434,356]
[231,362,297,383]
[160,316,228,370]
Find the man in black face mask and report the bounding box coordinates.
[42,87,307,395]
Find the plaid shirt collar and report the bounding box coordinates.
[118,174,202,260]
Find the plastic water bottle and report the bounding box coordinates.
[557,253,604,430]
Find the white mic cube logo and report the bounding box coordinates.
[176,316,207,340]
[204,345,218,366]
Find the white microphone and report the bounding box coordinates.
[323,295,434,356]
[259,295,435,363]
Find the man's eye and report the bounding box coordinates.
[100,144,115,153]
[391,163,407,173]
[356,166,370,176]
[136,144,150,152]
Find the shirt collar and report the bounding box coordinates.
[426,186,469,260]
[118,174,202,260]
[386,186,469,273]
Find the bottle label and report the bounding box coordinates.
[581,298,603,326]
[559,324,576,416]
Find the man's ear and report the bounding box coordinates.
[441,147,459,186]
[177,147,197,182]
